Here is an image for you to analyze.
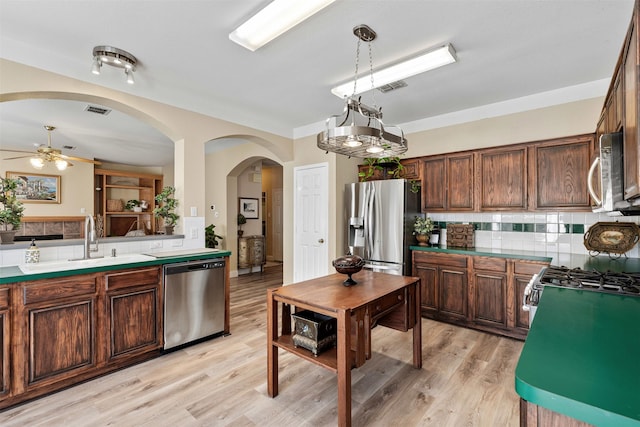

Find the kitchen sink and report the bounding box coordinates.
[19,254,156,274]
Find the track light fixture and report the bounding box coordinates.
[92,45,138,84]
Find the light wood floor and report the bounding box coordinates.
[0,265,523,426]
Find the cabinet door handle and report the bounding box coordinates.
[318,238,324,244]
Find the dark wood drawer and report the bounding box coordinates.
[23,276,98,305]
[370,289,404,319]
[473,256,507,272]
[105,267,160,291]
[514,261,547,276]
[0,287,9,310]
[413,251,467,268]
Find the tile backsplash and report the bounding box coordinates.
[427,211,640,258]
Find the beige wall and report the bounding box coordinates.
[403,97,603,158]
[0,157,94,216]
[2,58,604,284]
[0,59,293,234]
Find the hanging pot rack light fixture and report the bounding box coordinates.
[317,24,407,158]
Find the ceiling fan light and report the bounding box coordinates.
[30,157,44,169]
[55,159,69,171]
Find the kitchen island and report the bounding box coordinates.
[515,286,640,426]
[267,270,421,427]
[0,248,230,410]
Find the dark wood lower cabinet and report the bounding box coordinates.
[1,266,162,410]
[0,287,10,398]
[413,252,468,322]
[105,268,162,363]
[413,251,547,340]
[520,399,593,427]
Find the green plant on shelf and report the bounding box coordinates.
[125,199,141,211]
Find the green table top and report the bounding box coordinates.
[515,286,640,426]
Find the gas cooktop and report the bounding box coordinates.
[538,266,640,296]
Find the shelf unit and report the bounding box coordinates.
[94,169,163,236]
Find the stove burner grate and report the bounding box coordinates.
[539,266,640,296]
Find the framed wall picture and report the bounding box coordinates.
[239,197,259,219]
[6,171,61,203]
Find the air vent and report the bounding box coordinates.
[377,80,407,93]
[85,105,111,115]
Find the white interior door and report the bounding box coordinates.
[293,163,328,282]
[273,188,283,261]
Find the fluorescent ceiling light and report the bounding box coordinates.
[331,44,457,98]
[229,0,336,51]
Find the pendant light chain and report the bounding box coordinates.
[368,40,378,111]
[352,36,362,97]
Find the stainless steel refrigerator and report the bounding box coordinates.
[345,179,421,276]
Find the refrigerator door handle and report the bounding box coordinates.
[363,184,374,260]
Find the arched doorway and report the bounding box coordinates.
[205,138,283,277]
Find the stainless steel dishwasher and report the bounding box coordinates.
[163,259,226,350]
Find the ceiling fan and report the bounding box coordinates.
[1,125,102,170]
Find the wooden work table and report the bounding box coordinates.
[267,270,422,427]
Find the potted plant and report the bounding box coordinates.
[125,199,143,212]
[237,213,246,237]
[205,224,224,248]
[153,186,179,235]
[358,156,405,182]
[0,177,25,244]
[413,215,434,247]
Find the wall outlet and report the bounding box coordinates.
[190,228,198,239]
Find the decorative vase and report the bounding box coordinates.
[332,255,365,286]
[164,225,175,236]
[0,230,17,244]
[415,233,429,246]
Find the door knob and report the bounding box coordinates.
[318,238,324,243]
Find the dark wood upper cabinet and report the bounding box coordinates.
[478,147,527,211]
[624,5,639,200]
[529,135,593,210]
[421,156,446,211]
[447,154,474,211]
[421,154,474,212]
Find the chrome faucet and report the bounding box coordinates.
[72,214,101,261]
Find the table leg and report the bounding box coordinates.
[267,289,279,397]
[336,308,351,427]
[413,282,422,369]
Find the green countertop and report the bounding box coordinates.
[0,250,231,284]
[515,286,640,426]
[410,246,640,272]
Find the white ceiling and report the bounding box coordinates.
[0,0,635,166]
